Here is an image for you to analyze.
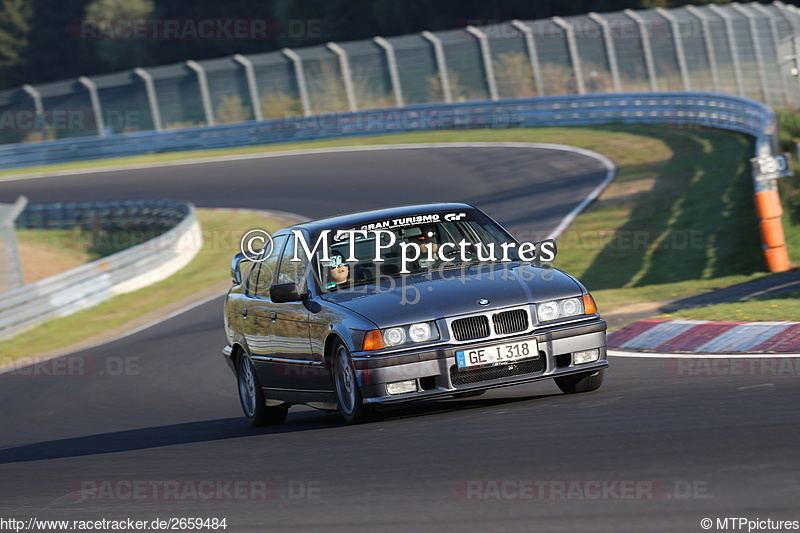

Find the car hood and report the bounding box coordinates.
[321,263,583,328]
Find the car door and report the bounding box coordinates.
[266,237,325,391]
[240,235,286,382]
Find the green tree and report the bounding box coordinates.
[26,0,98,83]
[0,0,32,88]
[84,0,154,70]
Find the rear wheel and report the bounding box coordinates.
[237,353,288,426]
[332,341,376,424]
[555,368,605,395]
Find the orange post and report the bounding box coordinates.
[764,246,791,273]
[754,187,790,273]
[758,217,786,249]
[754,190,783,220]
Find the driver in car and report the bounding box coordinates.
[326,253,350,290]
[414,225,440,268]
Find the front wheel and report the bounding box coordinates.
[555,368,605,395]
[238,353,288,427]
[332,341,376,424]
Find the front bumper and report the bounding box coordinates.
[353,318,608,404]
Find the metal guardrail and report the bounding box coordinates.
[0,92,776,170]
[16,200,189,230]
[0,200,199,341]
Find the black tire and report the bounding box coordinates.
[332,341,376,424]
[237,353,288,427]
[555,368,605,395]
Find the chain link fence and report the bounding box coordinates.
[1,2,799,146]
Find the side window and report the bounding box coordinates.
[249,235,287,298]
[276,237,308,291]
[241,260,257,294]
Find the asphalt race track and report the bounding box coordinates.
[0,146,798,533]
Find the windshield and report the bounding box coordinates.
[314,211,520,291]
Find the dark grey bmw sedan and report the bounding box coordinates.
[223,203,608,424]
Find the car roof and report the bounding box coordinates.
[274,202,479,236]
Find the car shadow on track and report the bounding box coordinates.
[0,393,558,464]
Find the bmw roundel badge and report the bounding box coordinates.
[477,299,490,306]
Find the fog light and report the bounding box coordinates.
[386,380,418,395]
[573,349,600,365]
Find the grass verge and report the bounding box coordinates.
[0,209,285,360]
[662,290,800,322]
[16,227,159,283]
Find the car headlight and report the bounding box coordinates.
[536,294,597,323]
[383,327,406,346]
[408,322,431,343]
[362,322,440,351]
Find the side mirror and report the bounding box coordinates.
[270,282,306,303]
[230,252,247,285]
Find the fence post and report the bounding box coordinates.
[708,5,746,98]
[656,8,692,91]
[326,42,357,112]
[552,17,585,94]
[422,31,452,103]
[511,20,545,97]
[748,3,792,108]
[21,84,47,140]
[374,37,405,108]
[233,54,263,122]
[731,4,773,106]
[282,48,312,116]
[588,13,622,93]
[185,60,215,127]
[624,10,659,92]
[466,26,498,101]
[78,77,106,137]
[0,195,28,292]
[684,6,721,93]
[133,68,163,132]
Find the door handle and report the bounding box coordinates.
[241,307,248,318]
[268,311,277,322]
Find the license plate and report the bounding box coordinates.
[456,340,538,370]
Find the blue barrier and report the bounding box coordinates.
[0,92,775,171]
[16,200,190,230]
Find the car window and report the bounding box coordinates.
[241,260,257,294]
[250,235,287,298]
[276,237,308,291]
